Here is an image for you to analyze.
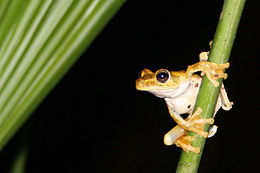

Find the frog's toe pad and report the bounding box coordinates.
[186,107,214,138]
[205,62,230,87]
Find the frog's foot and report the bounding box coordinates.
[198,50,229,87]
[175,134,200,153]
[203,61,229,87]
[183,107,214,138]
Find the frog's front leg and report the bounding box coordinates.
[165,99,214,138]
[186,61,229,87]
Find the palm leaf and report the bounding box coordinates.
[0,0,125,151]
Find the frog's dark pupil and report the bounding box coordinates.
[156,71,169,83]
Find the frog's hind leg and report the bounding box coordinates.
[164,125,200,153]
[165,102,214,138]
[164,125,185,146]
[207,125,218,138]
[206,84,233,138]
[220,84,233,111]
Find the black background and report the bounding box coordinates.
[1,1,259,172]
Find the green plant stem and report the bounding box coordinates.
[176,0,246,172]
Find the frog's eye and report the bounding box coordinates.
[156,69,170,83]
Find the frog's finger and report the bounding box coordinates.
[192,118,214,125]
[187,127,208,138]
[175,136,200,153]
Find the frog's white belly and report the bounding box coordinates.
[164,75,227,117]
[165,80,200,115]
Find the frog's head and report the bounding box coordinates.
[136,69,189,98]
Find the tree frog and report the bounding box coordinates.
[136,52,233,153]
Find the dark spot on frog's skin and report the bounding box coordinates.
[188,105,191,109]
[214,74,219,77]
[194,83,198,87]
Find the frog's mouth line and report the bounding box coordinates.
[138,81,191,99]
[147,88,179,98]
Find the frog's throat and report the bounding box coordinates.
[147,81,190,98]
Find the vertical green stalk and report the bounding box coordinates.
[176,0,246,172]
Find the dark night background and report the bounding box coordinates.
[0,1,259,172]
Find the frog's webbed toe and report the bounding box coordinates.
[184,107,214,138]
[175,135,200,153]
[204,62,229,87]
